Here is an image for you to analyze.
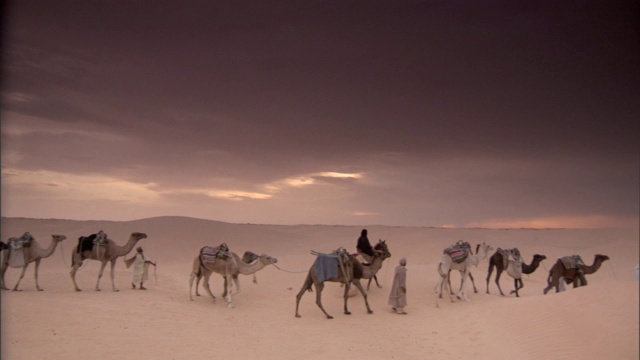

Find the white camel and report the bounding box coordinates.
[1,234,67,291]
[435,242,493,306]
[70,232,148,292]
[189,249,278,307]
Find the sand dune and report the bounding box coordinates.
[1,216,638,360]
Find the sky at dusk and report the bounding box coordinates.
[1,1,638,228]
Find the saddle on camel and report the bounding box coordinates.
[443,240,472,264]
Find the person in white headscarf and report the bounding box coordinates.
[129,247,155,290]
[388,257,408,314]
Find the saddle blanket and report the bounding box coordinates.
[560,255,584,269]
[8,248,25,268]
[200,245,229,263]
[313,255,340,283]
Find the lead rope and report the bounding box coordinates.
[271,263,307,273]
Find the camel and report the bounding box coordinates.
[295,243,390,319]
[543,254,610,294]
[1,234,67,291]
[192,251,261,297]
[70,232,148,292]
[435,242,493,306]
[511,253,547,295]
[485,248,531,297]
[189,247,278,307]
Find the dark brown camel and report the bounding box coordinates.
[295,247,385,319]
[486,249,547,297]
[512,254,547,295]
[543,254,610,294]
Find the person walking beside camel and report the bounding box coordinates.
[389,257,408,314]
[126,247,155,290]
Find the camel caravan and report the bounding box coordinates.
[0,230,613,318]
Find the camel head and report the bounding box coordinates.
[132,232,148,241]
[477,243,494,259]
[52,234,67,242]
[373,239,391,259]
[258,254,278,264]
[595,254,610,262]
[533,254,547,261]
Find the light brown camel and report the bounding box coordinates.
[192,251,262,297]
[435,242,493,306]
[543,254,610,294]
[295,245,390,319]
[1,234,67,291]
[189,248,278,307]
[70,232,148,292]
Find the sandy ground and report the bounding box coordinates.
[1,216,638,360]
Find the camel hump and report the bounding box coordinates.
[8,233,34,249]
[444,241,471,263]
[200,243,230,262]
[560,255,583,269]
[77,231,108,253]
[242,251,259,263]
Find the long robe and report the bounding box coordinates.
[132,253,152,284]
[388,265,407,308]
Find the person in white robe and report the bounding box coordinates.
[130,247,155,290]
[388,257,408,314]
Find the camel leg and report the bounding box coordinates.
[512,278,520,297]
[109,260,119,292]
[457,270,470,301]
[1,255,9,290]
[195,274,201,296]
[468,271,478,294]
[95,260,108,291]
[189,270,197,301]
[12,263,29,291]
[342,282,352,315]
[225,274,234,308]
[494,268,505,296]
[201,271,217,302]
[510,278,524,295]
[351,279,373,314]
[70,258,83,291]
[486,262,495,294]
[313,281,333,319]
[543,273,556,294]
[294,272,313,318]
[34,259,43,291]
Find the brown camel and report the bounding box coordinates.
[511,253,547,295]
[485,248,529,297]
[70,232,148,292]
[1,234,67,291]
[189,247,278,307]
[295,245,390,319]
[543,254,610,294]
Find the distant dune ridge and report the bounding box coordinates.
[1,216,638,360]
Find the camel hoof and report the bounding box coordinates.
[344,311,351,315]
[227,303,235,308]
[95,289,101,292]
[75,288,82,292]
[37,288,43,291]
[114,289,120,292]
[295,314,301,318]
[367,310,373,314]
[327,315,334,319]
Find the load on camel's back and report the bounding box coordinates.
[443,240,472,264]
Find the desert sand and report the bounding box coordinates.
[1,216,638,360]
